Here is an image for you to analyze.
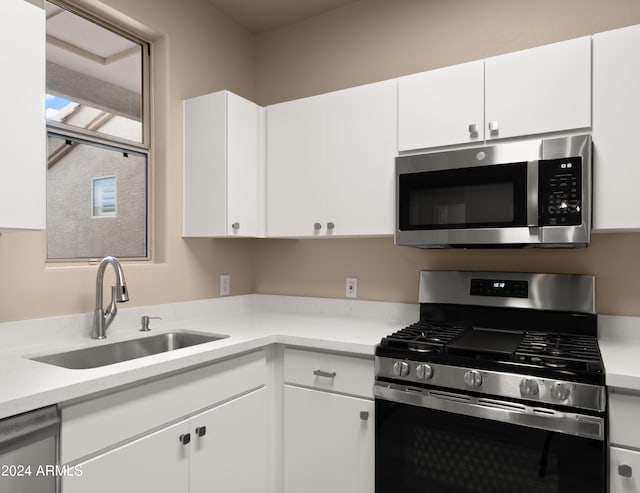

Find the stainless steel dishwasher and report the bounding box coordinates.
[0,406,59,493]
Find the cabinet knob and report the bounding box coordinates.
[232,222,240,230]
[468,123,478,137]
[327,222,335,230]
[619,464,633,478]
[488,121,499,135]
[360,411,369,421]
[314,222,322,230]
[179,433,191,445]
[195,426,207,437]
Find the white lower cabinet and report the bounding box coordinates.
[190,388,269,493]
[282,347,375,493]
[611,446,640,493]
[60,350,269,493]
[283,385,374,493]
[62,420,190,493]
[64,389,268,493]
[610,391,640,492]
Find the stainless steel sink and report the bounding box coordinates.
[29,331,229,369]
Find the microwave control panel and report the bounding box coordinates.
[538,156,582,227]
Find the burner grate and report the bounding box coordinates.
[380,321,465,352]
[515,332,602,364]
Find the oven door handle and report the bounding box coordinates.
[374,382,604,441]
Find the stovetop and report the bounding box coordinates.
[376,320,605,385]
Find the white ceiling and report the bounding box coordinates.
[206,0,359,33]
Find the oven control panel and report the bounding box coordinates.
[470,278,528,298]
[375,357,605,412]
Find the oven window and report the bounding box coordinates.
[399,163,528,230]
[375,400,605,493]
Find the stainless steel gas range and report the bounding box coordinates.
[374,271,606,493]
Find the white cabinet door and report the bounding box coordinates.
[398,60,484,151]
[284,385,374,493]
[485,36,591,141]
[190,388,269,493]
[0,0,45,231]
[63,420,190,493]
[592,24,640,232]
[267,95,326,237]
[227,93,260,236]
[325,80,397,236]
[610,446,640,493]
[184,90,261,237]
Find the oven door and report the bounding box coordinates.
[375,385,606,493]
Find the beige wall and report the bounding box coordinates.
[0,0,256,322]
[253,0,640,316]
[4,0,640,323]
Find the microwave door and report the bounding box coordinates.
[398,162,537,243]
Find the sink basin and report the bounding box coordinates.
[29,331,229,369]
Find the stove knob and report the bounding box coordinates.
[463,370,483,388]
[416,364,434,381]
[550,382,571,401]
[519,378,539,397]
[392,361,410,377]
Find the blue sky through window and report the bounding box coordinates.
[45,94,71,119]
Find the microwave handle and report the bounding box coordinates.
[527,160,539,227]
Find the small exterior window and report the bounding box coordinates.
[93,176,116,217]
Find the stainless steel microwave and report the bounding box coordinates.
[395,134,591,248]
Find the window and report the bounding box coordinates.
[45,0,150,260]
[92,176,117,217]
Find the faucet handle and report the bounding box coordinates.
[140,315,162,332]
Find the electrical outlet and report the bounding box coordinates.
[220,274,230,296]
[346,277,358,298]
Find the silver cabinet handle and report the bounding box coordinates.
[327,222,335,230]
[360,411,369,421]
[619,464,633,478]
[195,426,207,437]
[179,433,191,445]
[313,222,322,230]
[468,123,478,137]
[488,121,499,135]
[313,369,336,378]
[231,222,240,230]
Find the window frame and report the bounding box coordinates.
[45,0,152,263]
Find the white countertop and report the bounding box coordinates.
[598,315,640,392]
[3,295,640,420]
[0,295,416,420]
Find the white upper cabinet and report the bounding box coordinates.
[267,80,397,238]
[398,37,591,152]
[184,90,263,237]
[266,95,327,237]
[398,60,485,151]
[0,0,45,232]
[485,36,592,141]
[592,24,640,232]
[325,79,397,236]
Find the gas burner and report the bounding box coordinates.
[379,321,465,352]
[516,331,602,364]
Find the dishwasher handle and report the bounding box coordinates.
[0,406,59,447]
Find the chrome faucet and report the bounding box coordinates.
[92,256,129,339]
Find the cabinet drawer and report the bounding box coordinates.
[610,392,640,448]
[611,446,640,492]
[284,348,373,398]
[61,350,266,464]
